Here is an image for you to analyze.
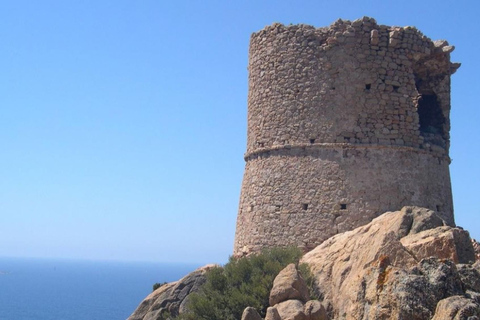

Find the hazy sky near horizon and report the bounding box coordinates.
[0,0,478,264]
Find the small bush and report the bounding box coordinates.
[298,262,317,300]
[179,247,305,320]
[152,281,167,292]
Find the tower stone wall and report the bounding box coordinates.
[234,17,460,256]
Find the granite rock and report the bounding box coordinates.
[270,263,310,306]
[241,306,263,320]
[301,207,478,319]
[127,264,215,320]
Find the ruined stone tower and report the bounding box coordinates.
[234,17,460,256]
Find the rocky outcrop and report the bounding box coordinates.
[264,298,327,320]
[431,295,480,320]
[400,226,475,263]
[273,300,307,320]
[472,238,480,260]
[301,206,479,319]
[242,307,263,320]
[127,264,215,320]
[244,263,327,320]
[303,300,327,320]
[131,207,480,320]
[269,264,309,306]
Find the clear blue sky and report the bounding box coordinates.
[0,0,478,264]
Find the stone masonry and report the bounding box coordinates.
[234,17,460,256]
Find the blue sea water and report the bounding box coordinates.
[0,257,201,320]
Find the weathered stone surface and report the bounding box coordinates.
[371,268,435,319]
[432,295,480,320]
[419,258,464,301]
[127,264,215,320]
[472,239,480,260]
[270,263,309,306]
[301,207,478,320]
[241,306,262,320]
[442,45,455,53]
[401,226,475,263]
[475,261,480,272]
[458,264,480,292]
[370,29,379,45]
[408,206,446,234]
[234,16,459,256]
[265,306,282,320]
[401,227,475,264]
[275,300,307,320]
[304,300,327,320]
[127,282,177,320]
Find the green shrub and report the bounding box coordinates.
[152,281,167,292]
[179,247,306,320]
[298,262,317,300]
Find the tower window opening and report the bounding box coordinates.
[340,204,347,210]
[302,204,308,210]
[436,205,442,212]
[365,84,371,90]
[418,94,445,135]
[414,75,447,148]
[393,85,399,92]
[417,94,446,148]
[309,138,315,144]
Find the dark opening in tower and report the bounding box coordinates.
[415,78,447,148]
[418,94,445,136]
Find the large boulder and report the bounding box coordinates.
[274,299,307,320]
[265,306,282,320]
[303,300,327,320]
[241,306,263,320]
[301,207,479,320]
[127,264,215,320]
[458,264,480,292]
[408,206,445,234]
[431,295,480,320]
[266,264,327,320]
[270,263,310,306]
[401,226,475,264]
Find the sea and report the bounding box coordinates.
[0,257,201,320]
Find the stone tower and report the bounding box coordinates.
[234,17,460,256]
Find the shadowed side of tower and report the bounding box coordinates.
[234,17,459,256]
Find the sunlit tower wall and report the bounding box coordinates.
[234,17,460,256]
